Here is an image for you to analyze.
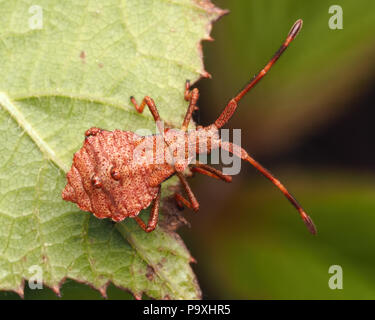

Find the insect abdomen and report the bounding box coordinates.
[62,129,160,221]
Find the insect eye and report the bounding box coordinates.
[91,175,102,188]
[110,167,121,180]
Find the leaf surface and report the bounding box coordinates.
[0,0,224,299]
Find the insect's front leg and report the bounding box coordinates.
[130,96,147,113]
[130,96,161,117]
[184,80,191,101]
[130,96,164,134]
[181,80,200,131]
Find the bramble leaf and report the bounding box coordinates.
[0,0,224,299]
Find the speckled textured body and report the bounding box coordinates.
[62,125,220,222]
[62,20,316,234]
[62,129,174,221]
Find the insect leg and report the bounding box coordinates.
[181,87,199,131]
[184,80,191,101]
[181,81,200,131]
[130,96,146,113]
[130,96,160,120]
[176,172,199,212]
[134,186,161,233]
[174,193,193,209]
[130,96,164,134]
[190,163,232,183]
[219,141,317,235]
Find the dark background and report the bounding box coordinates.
[2,0,375,299]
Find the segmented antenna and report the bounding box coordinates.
[220,141,317,235]
[214,20,303,129]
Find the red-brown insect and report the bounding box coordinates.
[62,20,316,235]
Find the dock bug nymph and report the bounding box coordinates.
[62,20,317,235]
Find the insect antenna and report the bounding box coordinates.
[220,141,317,235]
[214,19,303,129]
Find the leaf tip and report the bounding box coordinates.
[190,256,197,264]
[15,286,24,299]
[99,285,108,299]
[190,1,227,87]
[52,285,61,297]
[133,292,143,300]
[201,71,212,79]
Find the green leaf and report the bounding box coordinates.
[204,0,375,154]
[193,172,375,299]
[0,0,224,299]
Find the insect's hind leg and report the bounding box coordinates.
[176,172,199,212]
[174,193,194,210]
[190,163,232,183]
[134,186,161,233]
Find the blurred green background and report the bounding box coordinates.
[2,0,375,299]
